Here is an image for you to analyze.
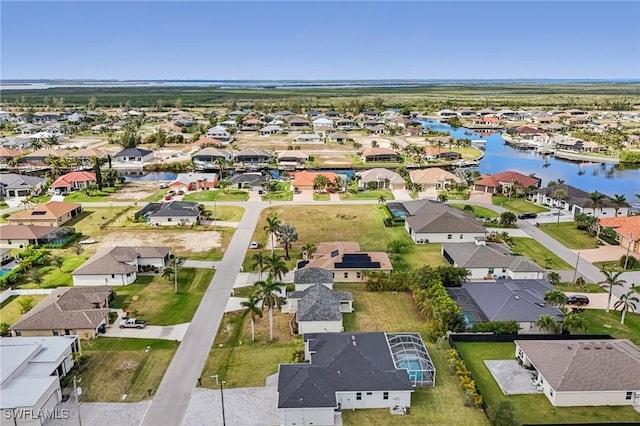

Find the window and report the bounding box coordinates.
[626,392,633,400]
[459,234,463,239]
[53,330,59,336]
[550,389,554,397]
[65,329,71,335]
[488,268,494,274]
[111,274,115,278]
[344,272,349,279]
[383,392,389,400]
[356,272,361,279]
[7,240,11,245]
[168,218,172,222]
[15,331,21,336]
[356,393,362,401]
[502,268,507,273]
[366,392,372,396]
[517,349,523,357]
[447,234,452,240]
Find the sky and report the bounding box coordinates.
[1,1,639,80]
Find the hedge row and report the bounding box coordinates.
[447,349,484,408]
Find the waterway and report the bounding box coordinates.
[420,119,639,202]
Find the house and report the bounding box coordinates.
[0,147,20,166]
[329,132,349,143]
[191,137,224,148]
[473,171,541,194]
[0,336,80,422]
[409,167,463,191]
[10,286,112,338]
[442,239,545,280]
[356,168,405,190]
[555,138,602,152]
[597,216,640,254]
[368,124,386,135]
[278,151,309,170]
[515,339,640,406]
[288,117,310,128]
[438,109,458,117]
[72,246,170,286]
[65,148,108,166]
[0,225,75,249]
[234,148,272,166]
[324,110,340,118]
[297,242,392,282]
[230,172,269,190]
[277,332,434,425]
[282,283,353,335]
[402,199,486,243]
[293,133,322,144]
[362,147,398,162]
[134,201,201,226]
[227,110,246,120]
[18,149,64,166]
[447,279,564,333]
[312,117,334,128]
[293,267,335,291]
[362,120,384,129]
[0,173,45,199]
[291,171,339,191]
[206,126,233,143]
[273,110,295,118]
[457,109,476,117]
[259,124,283,136]
[336,119,357,130]
[50,171,97,192]
[113,148,154,165]
[472,116,501,128]
[530,184,628,217]
[169,173,218,193]
[8,201,82,227]
[476,108,495,116]
[192,147,233,170]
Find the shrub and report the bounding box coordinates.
[620,255,640,269]
[447,349,483,409]
[0,323,10,337]
[489,400,519,426]
[599,228,620,245]
[469,320,520,334]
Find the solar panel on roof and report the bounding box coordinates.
[31,211,47,215]
[330,249,340,258]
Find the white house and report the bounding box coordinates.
[134,201,202,226]
[312,117,334,128]
[206,126,233,143]
[0,336,80,425]
[282,283,353,335]
[515,339,640,407]
[530,184,629,218]
[113,148,154,165]
[277,332,435,425]
[72,246,170,286]
[293,133,322,144]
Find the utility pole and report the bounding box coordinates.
[214,200,217,231]
[571,252,581,285]
[174,256,181,294]
[624,233,633,270]
[220,380,227,426]
[73,376,83,426]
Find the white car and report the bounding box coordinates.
[249,241,259,249]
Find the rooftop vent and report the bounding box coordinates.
[567,346,573,350]
[606,345,614,350]
[584,346,591,350]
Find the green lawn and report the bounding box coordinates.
[204,206,244,222]
[456,342,640,424]
[554,281,606,293]
[183,190,249,202]
[111,268,213,325]
[20,253,88,288]
[79,338,178,402]
[593,260,640,273]
[0,295,47,326]
[313,192,330,201]
[66,207,131,235]
[581,309,640,345]
[538,222,598,249]
[450,203,499,219]
[262,183,293,201]
[63,185,122,202]
[144,189,167,202]
[339,189,394,201]
[509,237,573,270]
[492,196,549,214]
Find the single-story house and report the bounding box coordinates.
[206,126,233,143]
[113,148,154,164]
[297,242,392,282]
[0,225,75,249]
[291,171,339,191]
[515,339,640,406]
[473,171,541,194]
[273,110,295,118]
[0,173,45,199]
[530,184,628,217]
[293,133,322,144]
[438,109,458,117]
[362,147,398,162]
[442,239,544,280]
[329,132,349,143]
[0,336,81,420]
[293,267,335,291]
[169,173,218,192]
[192,147,233,170]
[65,148,108,166]
[191,137,224,148]
[234,148,272,165]
[312,117,334,128]
[402,199,486,243]
[409,168,463,191]
[18,149,64,166]
[72,246,170,286]
[277,332,434,425]
[50,171,97,192]
[336,119,357,130]
[324,110,340,118]
[368,124,386,135]
[230,172,269,190]
[446,279,563,333]
[288,117,310,128]
[134,201,201,226]
[259,125,283,136]
[0,147,21,166]
[8,201,82,227]
[10,287,112,338]
[282,283,353,335]
[597,216,640,254]
[362,120,384,129]
[555,138,602,152]
[356,168,405,190]
[278,151,309,170]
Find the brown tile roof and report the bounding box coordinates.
[516,339,640,392]
[0,224,64,240]
[305,241,393,271]
[474,171,540,189]
[409,167,462,185]
[66,148,107,158]
[291,171,339,187]
[10,286,112,331]
[9,201,81,221]
[0,147,21,158]
[362,147,397,157]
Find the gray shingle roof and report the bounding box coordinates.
[115,148,153,157]
[73,246,169,275]
[278,332,413,408]
[516,339,640,392]
[0,173,45,190]
[535,184,618,209]
[293,267,334,285]
[442,242,543,272]
[292,284,352,322]
[405,204,486,234]
[138,201,201,218]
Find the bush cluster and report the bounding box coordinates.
[620,255,640,269]
[469,320,520,334]
[447,349,483,408]
[0,247,50,289]
[413,278,466,340]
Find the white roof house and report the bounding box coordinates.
[312,117,334,128]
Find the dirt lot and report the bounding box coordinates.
[99,230,222,252]
[109,181,161,201]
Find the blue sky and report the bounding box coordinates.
[2,1,639,80]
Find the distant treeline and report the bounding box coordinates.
[1,83,639,111]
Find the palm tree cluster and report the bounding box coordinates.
[262,214,299,260]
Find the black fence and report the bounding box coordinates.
[449,332,613,347]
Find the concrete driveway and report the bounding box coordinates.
[102,323,190,341]
[563,292,620,310]
[575,245,629,263]
[391,188,411,201]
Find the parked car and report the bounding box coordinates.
[119,318,147,329]
[177,190,185,195]
[518,213,538,219]
[249,241,259,249]
[164,195,172,201]
[566,295,590,305]
[167,190,176,195]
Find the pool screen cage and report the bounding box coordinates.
[386,333,436,387]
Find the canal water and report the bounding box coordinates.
[420,119,640,202]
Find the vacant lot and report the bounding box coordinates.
[99,229,227,254]
[456,342,640,424]
[183,189,249,202]
[79,338,178,402]
[0,295,47,326]
[510,237,573,270]
[111,268,213,325]
[581,309,640,345]
[539,222,598,249]
[339,189,394,201]
[492,196,549,214]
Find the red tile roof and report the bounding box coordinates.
[598,216,640,239]
[474,171,540,188]
[292,171,338,187]
[51,171,96,188]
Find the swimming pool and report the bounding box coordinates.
[463,312,475,326]
[386,202,408,218]
[0,269,12,278]
[397,358,425,382]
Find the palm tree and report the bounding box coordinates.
[254,273,284,341]
[613,194,628,217]
[613,286,639,325]
[313,174,330,191]
[547,271,561,286]
[589,191,606,218]
[263,214,282,255]
[240,290,263,341]
[215,158,228,179]
[536,314,559,333]
[250,251,267,280]
[390,141,400,152]
[265,252,289,281]
[598,268,626,313]
[45,156,64,179]
[552,189,567,227]
[90,156,104,191]
[161,267,174,281]
[545,290,566,307]
[277,223,298,260]
[218,178,232,194]
[562,313,588,334]
[438,193,448,203]
[377,194,387,205]
[301,242,316,261]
